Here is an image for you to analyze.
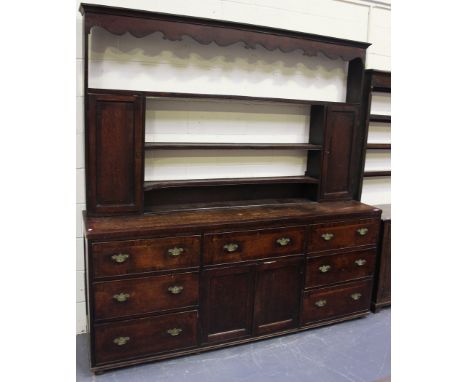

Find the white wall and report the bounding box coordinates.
[76,0,391,333]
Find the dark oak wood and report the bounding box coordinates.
[84,201,381,241]
[203,226,305,266]
[369,114,391,123]
[93,272,199,320]
[145,142,322,150]
[253,257,303,335]
[371,204,391,312]
[356,70,391,199]
[305,248,376,288]
[86,93,144,215]
[144,176,319,191]
[80,4,369,62]
[363,170,391,177]
[319,104,360,201]
[80,3,379,373]
[91,236,201,278]
[201,264,256,343]
[90,88,358,107]
[301,278,373,325]
[367,143,391,150]
[368,70,391,93]
[308,218,380,253]
[93,310,198,365]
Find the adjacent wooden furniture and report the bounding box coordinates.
[357,70,391,184]
[80,3,383,373]
[371,204,391,312]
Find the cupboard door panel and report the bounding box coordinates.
[87,93,144,214]
[201,265,255,344]
[320,105,359,200]
[253,257,302,335]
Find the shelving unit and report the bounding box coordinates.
[358,70,391,185]
[358,70,391,314]
[80,3,383,374]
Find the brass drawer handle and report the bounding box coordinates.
[168,285,184,295]
[318,265,331,273]
[321,233,334,241]
[223,243,239,253]
[167,328,182,336]
[168,247,184,257]
[276,237,291,246]
[355,259,367,266]
[350,293,362,301]
[113,336,130,346]
[356,228,369,236]
[315,299,327,307]
[111,253,129,263]
[113,293,130,302]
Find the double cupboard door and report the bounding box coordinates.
[201,256,303,344]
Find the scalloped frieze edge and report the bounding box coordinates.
[85,13,365,62]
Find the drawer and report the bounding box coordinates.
[308,219,379,253]
[301,279,372,325]
[94,272,199,320]
[305,249,376,288]
[91,236,201,278]
[94,310,198,365]
[204,226,305,265]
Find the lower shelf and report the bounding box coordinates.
[144,176,319,191]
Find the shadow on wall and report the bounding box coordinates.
[88,28,348,100]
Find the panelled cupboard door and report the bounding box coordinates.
[253,257,302,335]
[201,265,255,344]
[87,93,144,214]
[320,105,359,201]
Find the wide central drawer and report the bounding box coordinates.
[93,310,198,365]
[305,249,376,288]
[308,219,379,253]
[204,226,305,265]
[94,272,199,320]
[301,279,372,325]
[91,235,201,278]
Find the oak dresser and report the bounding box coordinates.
[80,3,383,373]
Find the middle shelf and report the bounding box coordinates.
[145,143,322,150]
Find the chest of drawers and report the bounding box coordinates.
[84,201,381,373]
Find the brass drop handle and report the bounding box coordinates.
[168,247,184,257]
[168,285,184,295]
[315,299,327,307]
[113,293,130,302]
[318,265,331,273]
[167,328,182,336]
[111,253,129,263]
[356,228,369,236]
[350,293,362,301]
[355,259,367,266]
[113,336,130,346]
[321,233,334,241]
[223,243,239,253]
[276,237,291,246]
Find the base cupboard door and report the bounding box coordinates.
[253,257,303,335]
[201,265,255,344]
